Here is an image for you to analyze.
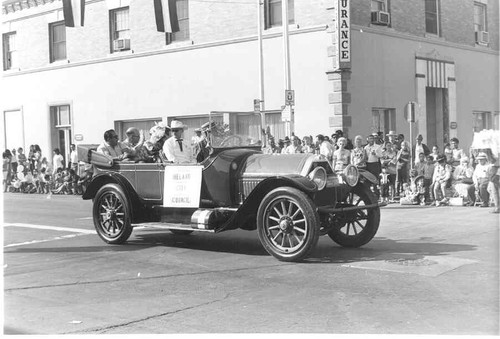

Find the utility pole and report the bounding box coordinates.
[257,0,266,141]
[282,0,292,136]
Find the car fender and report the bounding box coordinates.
[83,173,140,204]
[358,168,378,185]
[219,175,317,232]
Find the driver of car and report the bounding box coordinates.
[163,120,195,164]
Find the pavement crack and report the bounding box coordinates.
[4,263,289,292]
[65,293,232,334]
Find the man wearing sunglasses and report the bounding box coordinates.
[97,129,129,161]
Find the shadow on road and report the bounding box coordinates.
[307,237,477,263]
[6,231,477,264]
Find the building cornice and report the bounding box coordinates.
[2,0,57,15]
[351,24,499,56]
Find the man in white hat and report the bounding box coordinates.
[473,152,492,208]
[163,120,194,164]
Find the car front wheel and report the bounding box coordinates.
[93,183,133,244]
[328,183,380,247]
[257,187,320,262]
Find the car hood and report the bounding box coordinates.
[239,153,317,177]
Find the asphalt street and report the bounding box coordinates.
[2,192,499,334]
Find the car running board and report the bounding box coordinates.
[132,222,216,233]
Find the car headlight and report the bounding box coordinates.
[308,167,327,190]
[343,165,359,187]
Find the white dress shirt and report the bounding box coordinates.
[163,136,194,164]
[365,143,382,163]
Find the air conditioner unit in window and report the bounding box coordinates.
[371,11,390,26]
[475,31,489,44]
[113,38,130,51]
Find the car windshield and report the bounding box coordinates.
[207,111,264,148]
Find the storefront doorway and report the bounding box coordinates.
[426,87,449,148]
[50,105,72,166]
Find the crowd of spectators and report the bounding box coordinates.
[262,129,499,213]
[2,144,92,195]
[5,126,497,215]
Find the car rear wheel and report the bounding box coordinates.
[93,183,133,244]
[328,183,380,247]
[257,187,319,262]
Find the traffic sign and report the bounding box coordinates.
[285,90,295,106]
[404,101,417,123]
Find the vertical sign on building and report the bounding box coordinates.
[338,0,350,65]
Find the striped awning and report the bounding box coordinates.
[426,60,448,88]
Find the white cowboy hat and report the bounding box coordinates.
[386,130,398,137]
[170,120,187,130]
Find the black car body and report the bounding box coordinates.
[81,112,383,261]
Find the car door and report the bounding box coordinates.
[135,162,163,201]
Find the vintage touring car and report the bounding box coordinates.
[80,112,384,262]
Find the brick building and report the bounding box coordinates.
[1,0,498,163]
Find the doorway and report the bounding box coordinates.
[426,87,449,148]
[50,105,72,166]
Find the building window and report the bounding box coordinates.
[474,2,489,44]
[51,105,71,128]
[474,2,487,32]
[49,21,67,62]
[371,0,387,12]
[372,108,396,136]
[2,32,17,70]
[425,0,440,35]
[110,7,130,53]
[166,0,189,45]
[371,0,390,25]
[473,111,499,132]
[264,0,294,29]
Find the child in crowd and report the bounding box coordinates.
[21,168,36,193]
[401,183,412,200]
[379,167,391,203]
[422,155,435,202]
[433,155,452,206]
[38,168,49,193]
[17,148,27,167]
[57,169,77,194]
[414,153,426,175]
[381,142,397,201]
[10,176,22,192]
[44,170,53,193]
[52,168,65,193]
[430,145,440,162]
[32,169,41,193]
[40,157,51,173]
[410,170,426,206]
